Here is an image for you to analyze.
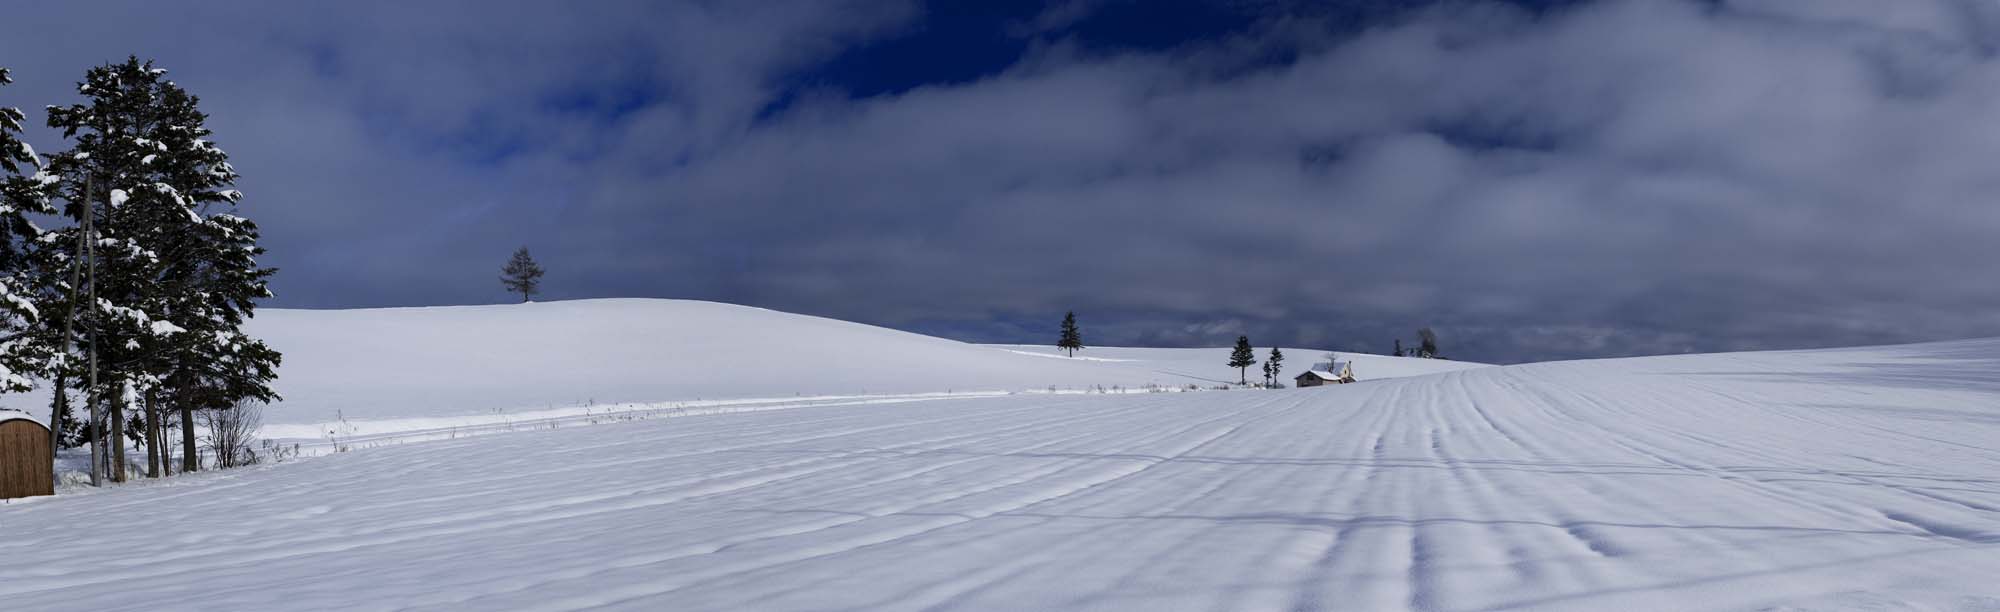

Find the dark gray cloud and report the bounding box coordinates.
[7,0,2000,363]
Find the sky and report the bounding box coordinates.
[5,0,2000,363]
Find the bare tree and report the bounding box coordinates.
[203,399,262,469]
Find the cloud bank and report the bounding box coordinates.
[6,0,2000,362]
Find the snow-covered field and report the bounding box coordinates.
[5,336,1999,610]
[986,343,1484,382]
[15,298,1469,442]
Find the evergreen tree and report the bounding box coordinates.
[1056,311,1083,357]
[1418,327,1440,359]
[1394,339,1404,357]
[1228,336,1255,385]
[1266,347,1283,385]
[0,67,58,394]
[501,247,543,302]
[2,67,68,465]
[40,58,280,481]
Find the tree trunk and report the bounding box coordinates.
[144,423,158,478]
[145,389,162,478]
[181,399,198,473]
[160,411,174,479]
[110,381,127,482]
[83,172,103,487]
[97,420,109,480]
[49,373,66,462]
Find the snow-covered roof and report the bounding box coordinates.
[1296,361,1354,381]
[0,408,46,428]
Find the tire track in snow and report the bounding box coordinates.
[530,398,1275,610]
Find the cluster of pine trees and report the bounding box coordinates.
[1053,314,1451,385]
[0,58,279,487]
[1229,337,1284,387]
[1053,315,1291,386]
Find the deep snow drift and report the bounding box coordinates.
[4,337,1998,610]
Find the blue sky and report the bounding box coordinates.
[6,0,2000,363]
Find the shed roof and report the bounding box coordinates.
[0,409,46,428]
[1296,369,1346,381]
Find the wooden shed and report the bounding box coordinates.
[1,409,53,500]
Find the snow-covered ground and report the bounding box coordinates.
[4,298,1473,443]
[985,343,1485,383]
[5,337,1999,610]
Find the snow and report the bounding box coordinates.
[214,299,1477,441]
[108,188,127,207]
[0,284,39,320]
[984,344,1481,382]
[0,407,41,427]
[3,337,2000,610]
[1297,368,1345,381]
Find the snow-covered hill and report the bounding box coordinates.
[218,299,1472,438]
[4,337,1998,610]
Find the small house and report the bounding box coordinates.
[1,409,53,500]
[1293,361,1356,387]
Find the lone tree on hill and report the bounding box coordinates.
[501,247,544,302]
[1228,336,1256,385]
[1267,347,1284,385]
[1418,327,1440,359]
[1394,339,1404,357]
[1057,311,1083,357]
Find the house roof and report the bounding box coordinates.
[0,408,46,429]
[1295,361,1354,381]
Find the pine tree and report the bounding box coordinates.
[1267,347,1284,386]
[2,67,66,469]
[501,247,543,302]
[1228,336,1256,385]
[1418,327,1439,359]
[0,68,58,393]
[40,58,281,482]
[1394,339,1404,357]
[1056,311,1083,357]
[0,68,58,384]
